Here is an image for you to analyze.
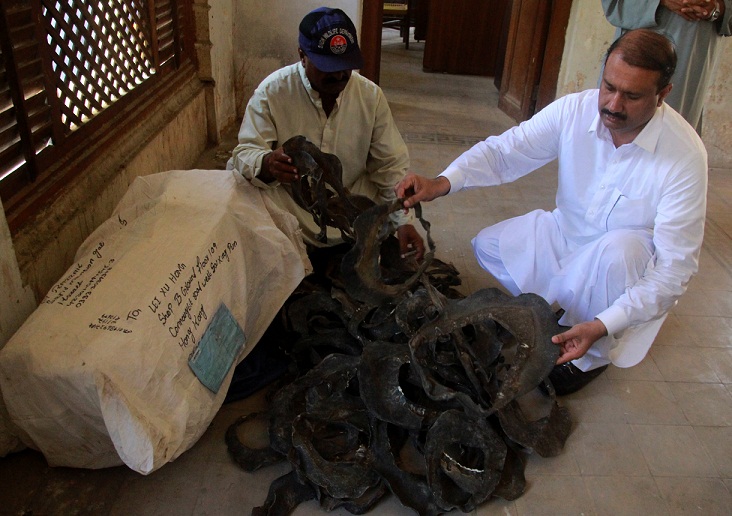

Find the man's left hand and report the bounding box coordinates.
[397,224,425,261]
[551,319,608,364]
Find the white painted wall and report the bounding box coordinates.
[0,202,35,349]
[209,0,238,134]
[704,45,732,168]
[556,3,615,95]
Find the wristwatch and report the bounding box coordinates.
[708,1,721,21]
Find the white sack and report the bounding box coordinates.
[0,169,310,473]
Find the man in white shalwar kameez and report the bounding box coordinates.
[395,29,708,395]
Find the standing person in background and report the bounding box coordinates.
[602,0,731,133]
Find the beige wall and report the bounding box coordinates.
[208,0,238,136]
[0,201,35,347]
[704,44,732,168]
[559,2,732,168]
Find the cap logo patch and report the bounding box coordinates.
[318,27,356,53]
[329,34,347,54]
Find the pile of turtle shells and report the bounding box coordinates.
[225,137,573,515]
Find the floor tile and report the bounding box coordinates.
[674,289,732,317]
[695,426,732,478]
[650,346,722,383]
[33,464,132,515]
[668,382,732,426]
[194,461,290,516]
[523,444,581,477]
[473,497,518,515]
[109,449,205,516]
[702,348,732,383]
[559,377,631,425]
[631,425,718,478]
[674,315,732,348]
[513,475,596,515]
[654,313,699,347]
[604,359,664,381]
[655,477,732,515]
[571,422,650,476]
[607,380,688,425]
[691,250,732,291]
[584,475,668,516]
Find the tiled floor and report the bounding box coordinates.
[2,31,732,515]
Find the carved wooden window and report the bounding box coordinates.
[0,0,194,227]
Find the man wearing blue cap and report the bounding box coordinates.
[228,7,424,260]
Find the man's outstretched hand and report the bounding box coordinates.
[395,173,452,209]
[552,319,608,364]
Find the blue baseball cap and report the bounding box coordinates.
[298,7,364,73]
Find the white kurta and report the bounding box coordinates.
[227,63,411,246]
[442,89,708,370]
[602,0,732,131]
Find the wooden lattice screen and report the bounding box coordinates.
[0,0,193,220]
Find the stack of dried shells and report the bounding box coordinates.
[226,137,572,515]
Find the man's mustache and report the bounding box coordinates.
[601,108,627,120]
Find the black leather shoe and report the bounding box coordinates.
[546,363,608,396]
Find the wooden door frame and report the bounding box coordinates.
[359,0,573,117]
[498,0,573,121]
[497,0,552,121]
[360,0,383,83]
[536,0,573,113]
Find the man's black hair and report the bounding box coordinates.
[605,29,677,90]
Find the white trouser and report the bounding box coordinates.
[471,220,662,371]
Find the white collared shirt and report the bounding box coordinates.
[442,89,708,336]
[227,63,410,245]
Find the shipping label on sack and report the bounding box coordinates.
[188,303,246,393]
[42,238,242,358]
